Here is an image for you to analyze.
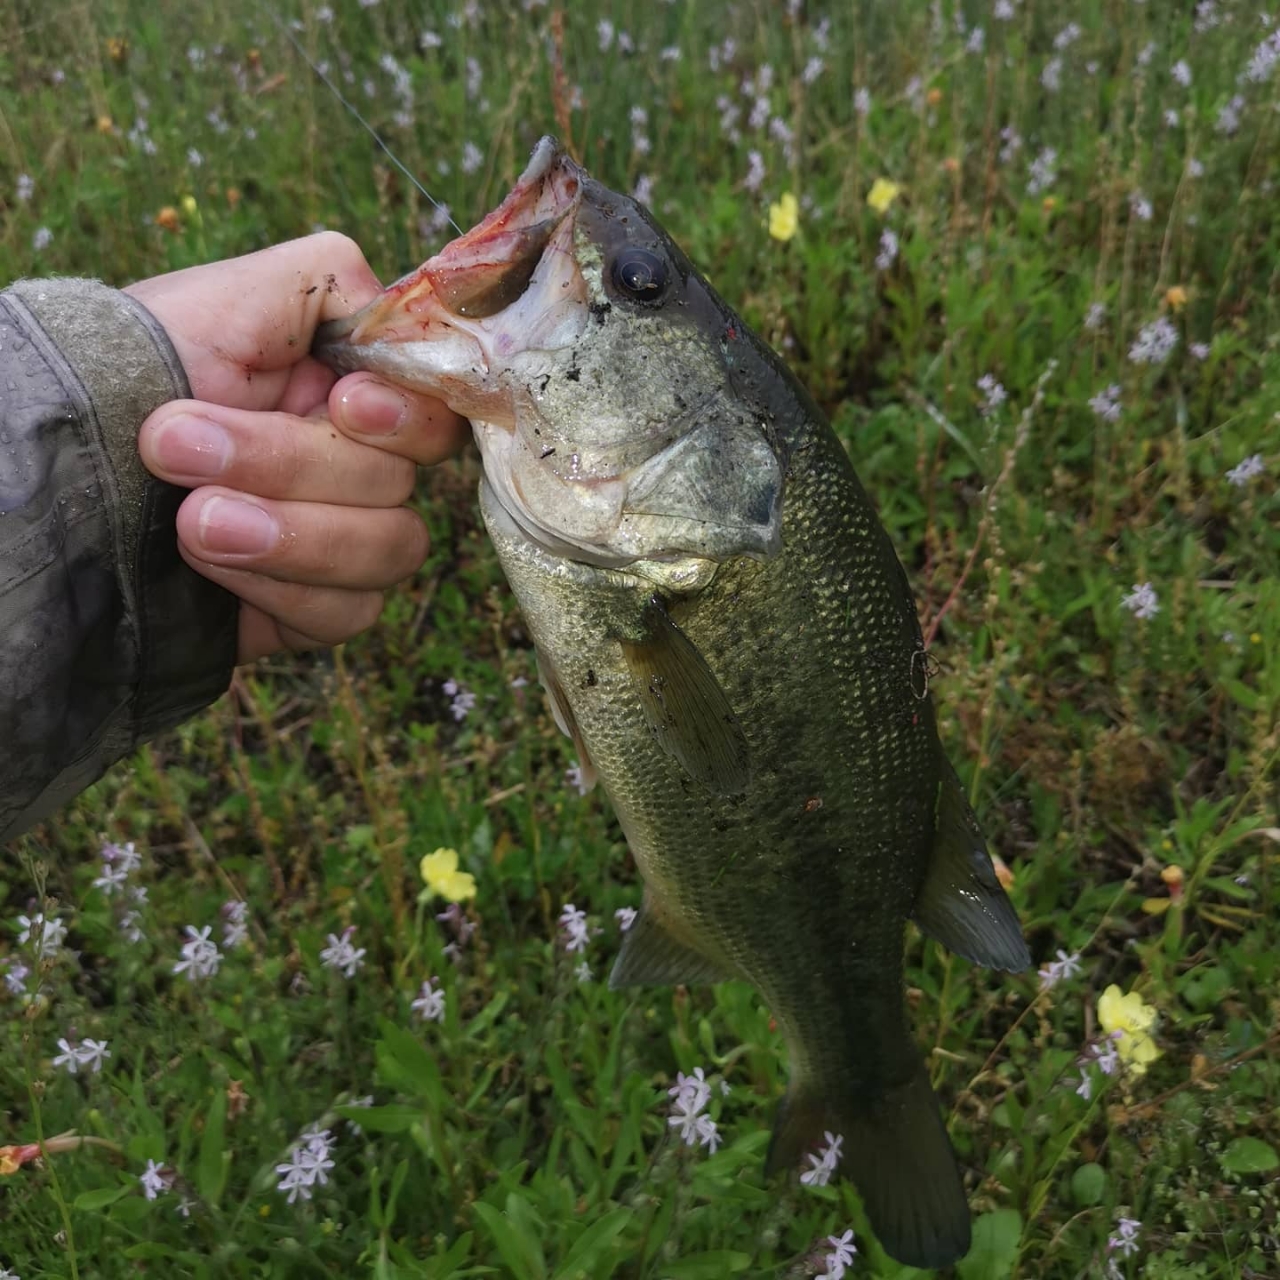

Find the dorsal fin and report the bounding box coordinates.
[609,893,732,988]
[618,597,749,795]
[912,760,1031,972]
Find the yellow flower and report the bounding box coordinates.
[768,193,799,242]
[419,847,476,902]
[181,194,198,216]
[1165,285,1188,312]
[866,177,902,216]
[1097,984,1161,1075]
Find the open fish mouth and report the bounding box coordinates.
[313,136,784,571]
[314,137,586,389]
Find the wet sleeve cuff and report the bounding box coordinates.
[6,278,237,741]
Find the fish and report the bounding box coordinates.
[314,136,1031,1269]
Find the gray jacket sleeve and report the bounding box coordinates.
[0,279,237,842]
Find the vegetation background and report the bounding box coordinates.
[1,0,1277,1277]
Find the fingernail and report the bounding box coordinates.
[339,379,409,435]
[152,415,233,478]
[197,496,279,555]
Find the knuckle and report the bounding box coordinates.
[312,509,344,576]
[392,511,430,580]
[352,591,385,633]
[262,420,308,492]
[383,454,418,504]
[285,581,329,621]
[310,229,363,269]
[150,397,204,423]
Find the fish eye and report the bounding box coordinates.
[611,247,668,302]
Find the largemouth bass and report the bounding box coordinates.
[316,137,1030,1268]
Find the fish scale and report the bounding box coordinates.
[315,136,1031,1269]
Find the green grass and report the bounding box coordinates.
[2,1,1278,1277]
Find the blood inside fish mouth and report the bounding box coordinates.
[430,216,563,319]
[316,137,586,355]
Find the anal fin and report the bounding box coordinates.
[619,597,749,795]
[912,759,1031,972]
[608,894,732,988]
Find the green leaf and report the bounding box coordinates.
[464,990,509,1038]
[660,1251,753,1278]
[473,1203,531,1280]
[1220,1136,1279,1174]
[122,1243,206,1263]
[198,1088,227,1205]
[108,1196,154,1225]
[422,1231,474,1279]
[956,1209,1023,1280]
[345,823,378,852]
[473,1200,546,1280]
[337,1103,425,1134]
[504,1193,547,1275]
[1070,1162,1107,1206]
[376,1018,444,1105]
[463,1062,500,1112]
[640,1194,675,1268]
[1220,677,1261,711]
[551,1207,633,1280]
[74,1185,129,1211]
[386,1157,411,1223]
[1178,966,1232,1013]
[374,1246,401,1280]
[1203,875,1257,902]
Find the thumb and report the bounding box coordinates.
[126,231,381,411]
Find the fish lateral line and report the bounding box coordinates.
[264,4,464,236]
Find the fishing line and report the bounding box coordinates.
[264,5,464,236]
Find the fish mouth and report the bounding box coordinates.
[314,137,585,369]
[313,138,784,573]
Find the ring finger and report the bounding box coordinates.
[177,550,387,650]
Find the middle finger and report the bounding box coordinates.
[177,487,429,590]
[141,399,417,507]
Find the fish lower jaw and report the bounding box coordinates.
[339,334,508,420]
[622,555,720,594]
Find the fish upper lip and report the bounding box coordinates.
[314,136,585,350]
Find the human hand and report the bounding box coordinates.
[127,233,469,662]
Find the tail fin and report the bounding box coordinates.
[766,1063,971,1270]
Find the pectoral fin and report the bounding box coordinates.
[619,598,749,794]
[536,651,597,793]
[609,895,732,988]
[913,760,1031,972]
